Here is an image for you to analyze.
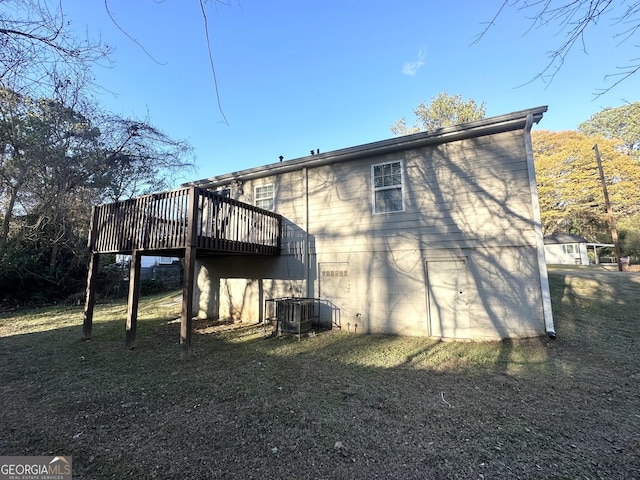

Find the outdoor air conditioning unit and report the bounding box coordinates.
[276,298,314,339]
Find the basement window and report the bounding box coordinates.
[372,160,404,213]
[255,184,274,210]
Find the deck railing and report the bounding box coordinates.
[89,187,282,255]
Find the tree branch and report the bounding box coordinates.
[475,0,640,95]
[0,27,77,57]
[470,0,509,45]
[199,0,229,126]
[595,62,640,99]
[103,0,167,65]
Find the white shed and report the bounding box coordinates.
[543,234,590,265]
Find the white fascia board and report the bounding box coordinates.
[186,106,548,189]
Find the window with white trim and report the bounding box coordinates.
[255,184,274,210]
[372,160,404,213]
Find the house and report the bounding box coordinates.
[82,106,556,357]
[543,233,614,265]
[543,233,590,265]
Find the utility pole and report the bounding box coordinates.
[593,144,623,272]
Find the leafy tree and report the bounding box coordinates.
[94,115,195,202]
[0,88,101,252]
[391,92,486,136]
[477,1,640,96]
[0,2,199,304]
[533,130,640,241]
[0,87,194,303]
[618,227,640,258]
[0,89,103,300]
[578,102,640,153]
[569,102,640,258]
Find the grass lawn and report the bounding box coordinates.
[1,268,639,479]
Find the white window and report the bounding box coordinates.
[255,184,274,210]
[564,244,575,254]
[372,160,404,213]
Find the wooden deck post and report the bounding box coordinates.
[180,187,199,360]
[125,250,142,349]
[83,206,100,340]
[181,246,196,360]
[82,251,100,340]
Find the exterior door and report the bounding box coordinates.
[427,259,469,338]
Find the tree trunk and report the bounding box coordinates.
[0,183,20,254]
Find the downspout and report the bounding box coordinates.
[524,113,557,339]
[304,167,311,298]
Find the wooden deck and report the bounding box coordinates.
[83,186,282,359]
[88,186,282,255]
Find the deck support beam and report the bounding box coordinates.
[180,186,199,360]
[82,251,100,340]
[125,250,142,349]
[181,246,196,360]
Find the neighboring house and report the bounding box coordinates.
[543,234,614,265]
[543,233,590,265]
[83,106,556,356]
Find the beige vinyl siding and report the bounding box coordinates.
[298,129,543,337]
[303,133,534,226]
[299,132,537,258]
[194,125,546,338]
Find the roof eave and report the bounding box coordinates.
[186,105,548,189]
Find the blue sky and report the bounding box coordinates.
[64,0,639,184]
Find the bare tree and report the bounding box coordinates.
[474,1,640,97]
[0,0,111,99]
[2,0,232,121]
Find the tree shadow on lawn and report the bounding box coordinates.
[1,298,639,480]
[548,269,640,359]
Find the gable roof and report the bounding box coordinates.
[187,105,548,189]
[544,233,589,245]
